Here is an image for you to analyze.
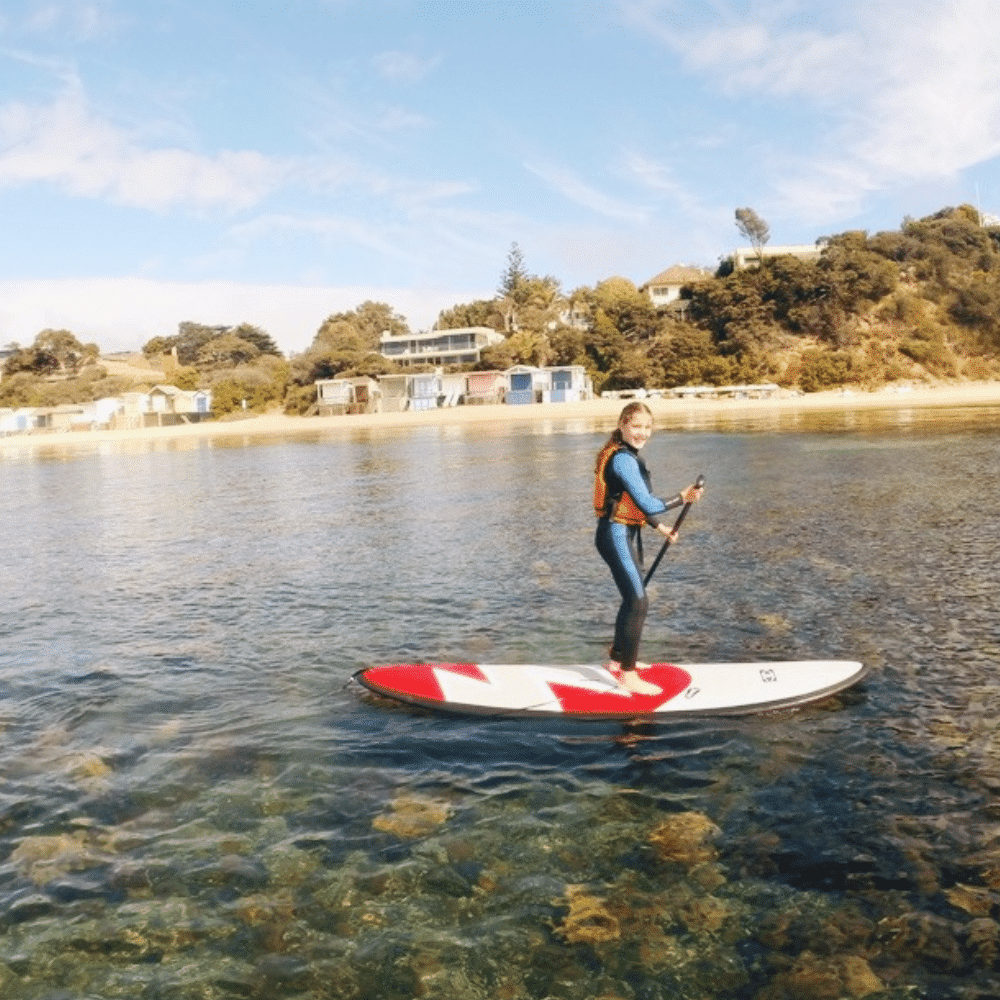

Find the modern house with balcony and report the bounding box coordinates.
[378,326,505,368]
[732,244,824,269]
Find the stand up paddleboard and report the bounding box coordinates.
[354,659,869,720]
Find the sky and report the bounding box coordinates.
[3,0,1000,356]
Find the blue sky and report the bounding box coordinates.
[3,0,1000,355]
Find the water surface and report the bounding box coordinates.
[1,404,999,999]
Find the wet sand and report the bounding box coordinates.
[3,381,999,454]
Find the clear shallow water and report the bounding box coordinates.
[1,405,999,999]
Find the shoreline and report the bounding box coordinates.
[3,380,999,454]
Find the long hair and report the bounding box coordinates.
[603,401,653,448]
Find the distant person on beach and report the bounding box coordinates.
[594,402,703,696]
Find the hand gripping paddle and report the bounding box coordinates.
[643,473,705,588]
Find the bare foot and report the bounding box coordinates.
[619,671,662,696]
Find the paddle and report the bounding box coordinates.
[643,473,705,587]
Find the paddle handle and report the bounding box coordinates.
[643,473,704,587]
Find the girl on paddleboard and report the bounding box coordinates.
[594,402,703,695]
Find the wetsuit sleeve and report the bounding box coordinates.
[608,451,683,527]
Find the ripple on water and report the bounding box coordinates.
[1,412,999,997]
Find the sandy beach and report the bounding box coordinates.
[3,380,999,455]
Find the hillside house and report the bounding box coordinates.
[733,244,823,269]
[379,326,505,367]
[642,265,713,308]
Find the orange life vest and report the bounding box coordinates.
[594,440,648,526]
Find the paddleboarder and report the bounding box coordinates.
[594,402,703,695]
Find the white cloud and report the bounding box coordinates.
[525,161,649,222]
[623,3,861,101]
[374,105,432,132]
[0,278,484,354]
[855,3,1000,179]
[619,151,718,218]
[372,50,440,83]
[0,84,293,209]
[626,0,1000,221]
[24,4,61,33]
[0,78,475,223]
[19,1,117,40]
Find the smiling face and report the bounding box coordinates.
[619,410,653,450]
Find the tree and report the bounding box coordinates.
[232,323,282,358]
[3,345,59,378]
[498,242,528,301]
[436,299,504,332]
[1,328,99,377]
[312,302,409,354]
[591,278,659,343]
[144,322,282,366]
[197,334,261,369]
[735,207,770,259]
[144,323,225,365]
[35,329,83,372]
[496,242,535,332]
[648,326,718,387]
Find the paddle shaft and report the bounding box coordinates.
[643,473,704,587]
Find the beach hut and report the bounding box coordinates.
[439,372,466,407]
[348,376,381,413]
[149,384,183,413]
[146,385,212,425]
[316,378,353,415]
[33,404,88,432]
[504,365,546,405]
[409,372,442,411]
[109,392,151,430]
[0,408,34,435]
[465,370,507,404]
[92,397,125,428]
[376,373,443,412]
[545,365,591,402]
[192,389,212,414]
[377,374,409,413]
[316,376,382,415]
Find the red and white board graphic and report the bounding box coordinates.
[354,660,869,719]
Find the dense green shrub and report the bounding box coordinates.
[797,349,853,392]
[899,335,958,376]
[284,383,318,415]
[949,278,1000,330]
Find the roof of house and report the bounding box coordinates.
[643,265,713,288]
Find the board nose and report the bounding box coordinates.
[363,664,445,702]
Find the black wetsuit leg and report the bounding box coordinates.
[595,519,648,671]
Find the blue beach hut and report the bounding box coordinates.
[504,365,543,405]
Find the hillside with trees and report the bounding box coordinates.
[4,206,999,414]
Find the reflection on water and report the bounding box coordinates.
[1,404,999,999]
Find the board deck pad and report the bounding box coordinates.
[355,660,869,719]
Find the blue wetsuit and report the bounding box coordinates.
[595,444,683,671]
